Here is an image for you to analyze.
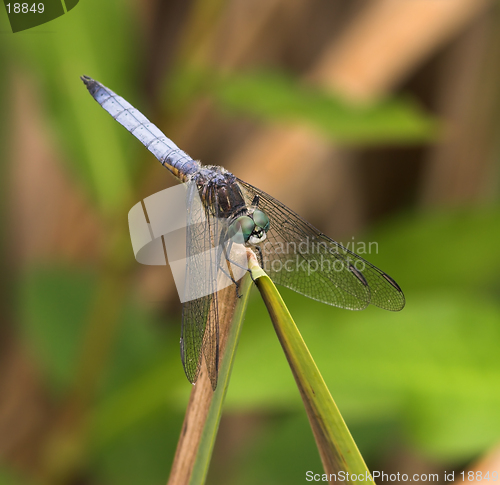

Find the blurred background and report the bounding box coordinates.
[1,0,500,484]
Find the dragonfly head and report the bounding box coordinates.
[227,209,270,245]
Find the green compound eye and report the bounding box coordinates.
[253,210,270,232]
[228,216,255,243]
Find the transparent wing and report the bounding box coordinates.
[81,76,195,174]
[179,183,222,390]
[180,295,214,385]
[236,179,405,311]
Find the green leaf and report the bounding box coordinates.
[210,70,438,144]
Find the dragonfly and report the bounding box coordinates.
[82,76,405,390]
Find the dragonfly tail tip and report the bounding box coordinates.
[80,75,100,95]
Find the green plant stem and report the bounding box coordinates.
[249,255,373,483]
[168,270,254,485]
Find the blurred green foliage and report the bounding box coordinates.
[231,208,500,462]
[5,0,138,213]
[0,468,33,485]
[19,267,95,394]
[214,70,438,144]
[168,68,438,144]
[13,208,500,484]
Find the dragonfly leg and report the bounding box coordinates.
[220,260,247,298]
[218,264,241,287]
[216,252,244,298]
[254,245,264,268]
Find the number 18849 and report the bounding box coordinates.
[6,3,45,13]
[461,471,499,481]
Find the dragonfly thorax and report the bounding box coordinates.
[192,169,250,220]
